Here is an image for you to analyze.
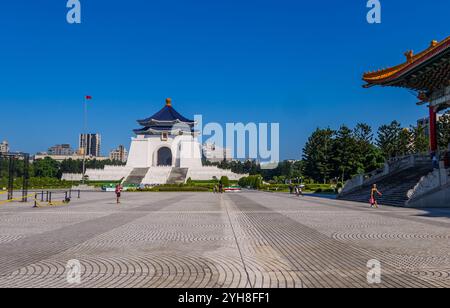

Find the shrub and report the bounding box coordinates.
[238,175,263,189]
[220,176,230,187]
[151,186,210,192]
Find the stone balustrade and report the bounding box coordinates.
[340,154,431,196]
[407,162,450,203]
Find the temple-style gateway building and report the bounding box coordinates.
[339,36,450,208]
[63,99,245,185]
[363,37,450,153]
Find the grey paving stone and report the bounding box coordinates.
[0,191,449,288]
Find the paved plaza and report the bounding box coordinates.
[0,191,449,288]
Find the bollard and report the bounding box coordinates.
[49,192,52,204]
[41,191,44,202]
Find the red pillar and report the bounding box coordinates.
[429,106,438,153]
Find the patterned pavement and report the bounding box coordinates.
[0,191,449,288]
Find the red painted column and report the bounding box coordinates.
[429,106,438,153]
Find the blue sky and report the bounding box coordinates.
[0,0,448,159]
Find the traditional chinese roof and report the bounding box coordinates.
[134,99,196,135]
[133,124,195,135]
[363,36,450,92]
[137,98,195,126]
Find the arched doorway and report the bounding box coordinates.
[157,147,172,166]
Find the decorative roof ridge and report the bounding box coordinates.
[363,36,450,85]
[137,98,195,126]
[133,126,196,135]
[139,118,196,125]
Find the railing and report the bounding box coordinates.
[387,154,430,172]
[340,175,362,195]
[407,165,450,203]
[340,154,431,196]
[33,189,80,208]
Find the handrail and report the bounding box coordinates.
[340,154,432,196]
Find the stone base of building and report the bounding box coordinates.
[406,184,450,208]
[62,165,245,185]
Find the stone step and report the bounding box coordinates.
[339,165,433,207]
[167,168,189,184]
[123,168,150,186]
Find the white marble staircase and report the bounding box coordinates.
[167,168,189,184]
[123,168,150,186]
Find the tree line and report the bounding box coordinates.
[214,113,450,185]
[302,117,446,183]
[0,157,125,180]
[6,114,446,185]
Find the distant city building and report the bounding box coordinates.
[285,160,300,163]
[417,115,442,138]
[109,145,128,163]
[0,140,9,154]
[79,134,101,157]
[48,144,74,156]
[202,143,232,163]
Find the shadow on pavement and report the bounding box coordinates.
[303,193,337,200]
[415,208,450,219]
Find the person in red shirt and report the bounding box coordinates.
[115,184,123,204]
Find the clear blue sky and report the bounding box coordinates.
[0,1,448,159]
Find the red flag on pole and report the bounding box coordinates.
[85,95,92,100]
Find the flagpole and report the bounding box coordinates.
[82,97,87,184]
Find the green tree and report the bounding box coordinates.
[438,112,450,150]
[303,128,334,183]
[60,159,82,174]
[354,123,373,145]
[353,123,382,174]
[277,161,294,179]
[33,157,61,178]
[411,124,429,154]
[398,128,413,156]
[376,121,403,159]
[332,125,358,182]
[292,160,304,179]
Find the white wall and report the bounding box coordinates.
[126,136,150,168]
[62,133,245,184]
[127,134,203,169]
[187,167,246,181]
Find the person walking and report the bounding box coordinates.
[218,180,224,194]
[297,185,303,197]
[432,154,439,169]
[370,184,382,208]
[289,184,294,195]
[115,184,123,204]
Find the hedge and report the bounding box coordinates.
[0,177,73,189]
[154,186,210,192]
[128,185,210,192]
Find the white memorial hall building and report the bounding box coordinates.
[63,99,244,185]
